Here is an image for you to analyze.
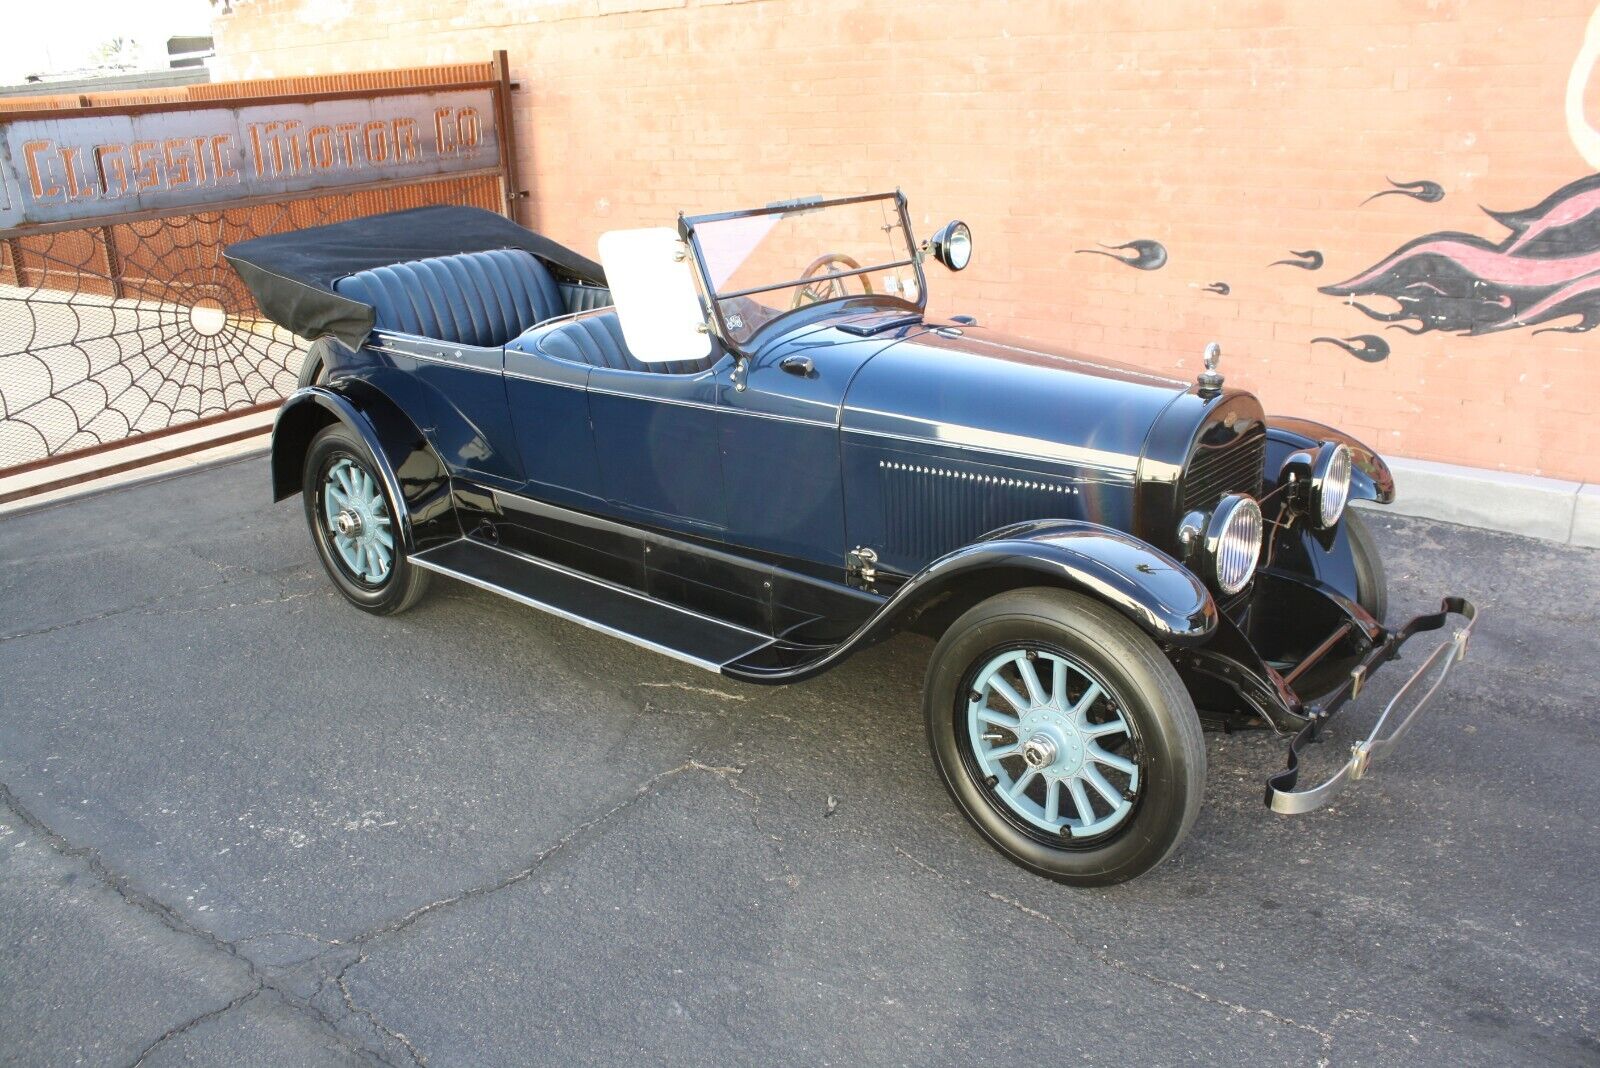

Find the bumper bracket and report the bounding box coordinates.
[1265,597,1478,815]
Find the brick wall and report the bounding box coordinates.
[214,0,1600,481]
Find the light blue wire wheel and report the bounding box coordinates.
[321,457,394,586]
[966,645,1143,840]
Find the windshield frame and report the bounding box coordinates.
[678,190,927,355]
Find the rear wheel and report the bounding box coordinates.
[925,588,1205,886]
[303,424,429,614]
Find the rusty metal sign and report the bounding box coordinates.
[0,86,499,232]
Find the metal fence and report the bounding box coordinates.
[0,55,521,481]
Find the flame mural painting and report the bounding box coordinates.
[1321,172,1600,336]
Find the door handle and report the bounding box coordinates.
[780,354,815,377]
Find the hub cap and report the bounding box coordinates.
[967,647,1142,839]
[322,457,393,585]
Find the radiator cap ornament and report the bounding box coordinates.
[1197,341,1224,395]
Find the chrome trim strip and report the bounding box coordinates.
[371,343,503,375]
[845,404,1137,473]
[412,541,772,670]
[503,367,588,389]
[843,421,1136,480]
[581,383,839,428]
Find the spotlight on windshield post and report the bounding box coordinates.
[926,220,973,271]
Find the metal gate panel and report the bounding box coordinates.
[0,56,523,483]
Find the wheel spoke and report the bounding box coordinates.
[1069,682,1104,722]
[373,527,394,550]
[1050,657,1067,707]
[977,707,1020,729]
[1007,768,1036,799]
[1083,715,1130,739]
[1045,778,1061,823]
[988,676,1029,714]
[1017,656,1047,706]
[1082,764,1124,807]
[984,743,1020,763]
[1089,745,1138,776]
[1066,778,1094,823]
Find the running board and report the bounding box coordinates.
[410,538,775,672]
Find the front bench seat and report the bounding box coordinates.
[334,248,563,348]
[509,312,717,376]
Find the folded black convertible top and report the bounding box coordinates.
[224,205,606,349]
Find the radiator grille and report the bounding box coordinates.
[1179,426,1267,514]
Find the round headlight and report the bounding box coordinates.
[1313,444,1353,528]
[1204,494,1264,595]
[929,220,973,271]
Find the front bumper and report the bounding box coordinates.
[1263,596,1478,814]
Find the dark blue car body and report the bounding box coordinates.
[235,197,1470,831]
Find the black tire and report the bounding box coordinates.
[297,341,328,388]
[1344,509,1388,624]
[303,424,430,614]
[925,587,1205,886]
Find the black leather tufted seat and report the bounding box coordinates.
[334,248,563,348]
[508,312,717,376]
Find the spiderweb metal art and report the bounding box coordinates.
[0,173,502,472]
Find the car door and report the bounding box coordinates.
[715,332,856,572]
[503,344,606,510]
[586,363,729,537]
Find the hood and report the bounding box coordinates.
[841,325,1190,478]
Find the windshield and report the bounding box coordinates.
[687,193,922,345]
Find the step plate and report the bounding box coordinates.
[411,539,772,672]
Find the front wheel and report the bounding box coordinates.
[303,424,430,614]
[925,588,1205,886]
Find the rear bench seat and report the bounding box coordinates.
[334,248,564,347]
[508,311,718,376]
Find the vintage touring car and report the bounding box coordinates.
[226,193,1476,884]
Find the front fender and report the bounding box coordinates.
[924,520,1219,644]
[1266,416,1395,505]
[724,520,1216,684]
[270,384,455,552]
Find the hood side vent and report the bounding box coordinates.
[879,460,1081,561]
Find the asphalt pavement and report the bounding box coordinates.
[0,455,1595,1066]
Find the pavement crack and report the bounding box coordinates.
[637,681,748,701]
[979,887,1335,1054]
[874,832,1340,1054]
[342,759,715,948]
[128,985,264,1068]
[0,782,246,963]
[0,783,406,1068]
[139,587,323,617]
[334,952,427,1067]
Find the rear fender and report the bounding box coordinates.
[270,384,456,552]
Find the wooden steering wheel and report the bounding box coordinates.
[792,253,873,309]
